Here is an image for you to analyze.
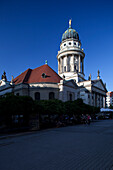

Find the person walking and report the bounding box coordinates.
[87,115,91,125]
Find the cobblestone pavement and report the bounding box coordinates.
[0,120,113,170]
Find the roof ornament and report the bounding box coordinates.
[10,75,14,85]
[88,74,91,81]
[1,71,7,81]
[45,60,48,65]
[97,70,100,80]
[69,19,72,28]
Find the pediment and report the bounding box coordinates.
[93,80,106,91]
[64,80,78,88]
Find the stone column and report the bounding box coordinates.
[93,92,95,106]
[66,55,68,72]
[82,58,84,74]
[103,95,106,108]
[97,93,99,107]
[58,59,60,74]
[61,57,63,73]
[98,94,100,108]
[102,96,103,108]
[60,58,62,74]
[95,93,97,107]
[62,57,64,73]
[59,58,61,73]
[72,54,75,72]
[100,95,102,108]
[79,55,81,72]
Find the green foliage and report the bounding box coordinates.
[0,94,34,127]
[64,99,98,116]
[35,99,64,115]
[109,104,113,109]
[0,95,100,129]
[0,94,33,115]
[0,96,99,117]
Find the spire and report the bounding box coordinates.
[69,19,72,28]
[97,70,100,80]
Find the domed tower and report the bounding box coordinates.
[57,20,85,83]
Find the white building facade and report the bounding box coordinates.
[0,20,107,108]
[57,20,107,107]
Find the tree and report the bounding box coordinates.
[0,94,34,128]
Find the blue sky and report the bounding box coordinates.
[0,0,113,91]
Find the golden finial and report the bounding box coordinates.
[69,19,72,28]
[10,75,14,84]
[11,75,14,81]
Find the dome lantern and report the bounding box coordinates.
[62,20,79,42]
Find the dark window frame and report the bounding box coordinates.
[64,66,66,72]
[35,92,40,100]
[69,93,72,101]
[49,92,55,100]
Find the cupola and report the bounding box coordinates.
[62,19,79,42]
[57,20,85,83]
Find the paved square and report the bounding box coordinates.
[0,120,113,170]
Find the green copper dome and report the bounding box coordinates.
[62,20,79,41]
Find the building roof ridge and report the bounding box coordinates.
[13,68,32,84]
[22,68,32,83]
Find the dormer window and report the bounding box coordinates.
[69,42,71,45]
[42,73,47,78]
[64,44,66,46]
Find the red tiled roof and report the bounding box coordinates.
[13,69,32,85]
[13,64,62,85]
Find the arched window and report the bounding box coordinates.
[74,65,76,71]
[67,56,70,72]
[35,92,40,100]
[81,60,82,73]
[49,92,55,100]
[69,94,72,101]
[64,66,66,72]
